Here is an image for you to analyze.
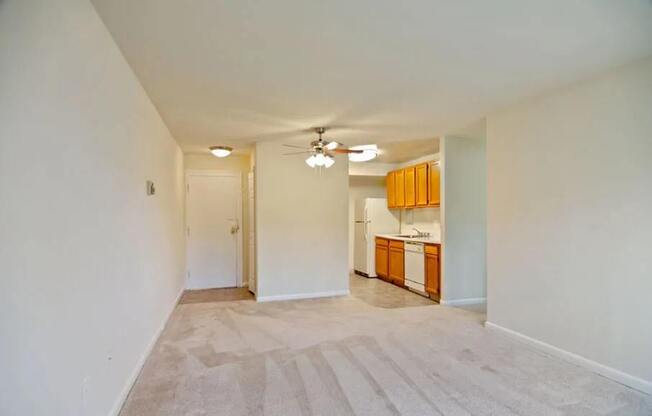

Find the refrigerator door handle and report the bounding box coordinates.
[364,208,368,241]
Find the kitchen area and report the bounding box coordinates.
[352,150,443,304]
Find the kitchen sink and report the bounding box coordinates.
[395,234,420,238]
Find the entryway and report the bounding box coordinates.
[185,170,242,290]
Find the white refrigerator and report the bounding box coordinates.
[354,198,400,277]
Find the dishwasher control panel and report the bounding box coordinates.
[404,241,424,253]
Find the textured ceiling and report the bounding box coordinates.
[91,0,652,154]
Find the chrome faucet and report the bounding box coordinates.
[412,227,430,238]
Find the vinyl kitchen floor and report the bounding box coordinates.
[120,280,651,415]
[349,273,436,309]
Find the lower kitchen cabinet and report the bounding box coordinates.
[375,238,438,299]
[375,238,389,279]
[425,244,440,300]
[388,240,405,286]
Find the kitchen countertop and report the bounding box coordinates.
[375,234,441,245]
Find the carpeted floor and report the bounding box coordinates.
[120,279,651,415]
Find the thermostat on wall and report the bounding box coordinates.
[146,180,156,195]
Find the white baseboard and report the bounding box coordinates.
[110,286,184,416]
[485,321,652,395]
[440,297,486,306]
[256,289,350,303]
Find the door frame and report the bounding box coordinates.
[185,170,243,288]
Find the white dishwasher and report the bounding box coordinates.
[404,241,426,294]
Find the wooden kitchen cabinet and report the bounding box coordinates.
[404,166,416,207]
[425,244,440,300]
[394,169,405,207]
[375,238,389,279]
[386,171,396,208]
[415,163,429,206]
[428,162,441,206]
[388,240,405,286]
[386,161,439,209]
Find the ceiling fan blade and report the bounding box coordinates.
[283,151,313,155]
[332,148,364,154]
[282,144,311,149]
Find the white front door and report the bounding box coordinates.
[186,172,241,290]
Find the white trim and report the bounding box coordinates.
[485,321,652,395]
[256,290,350,303]
[110,287,184,416]
[185,169,244,288]
[440,297,486,306]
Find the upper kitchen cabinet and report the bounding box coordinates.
[404,166,416,207]
[386,161,439,209]
[395,169,405,207]
[415,163,429,206]
[386,171,396,208]
[428,162,441,206]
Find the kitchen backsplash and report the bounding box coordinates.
[399,207,441,240]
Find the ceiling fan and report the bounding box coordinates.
[283,127,369,168]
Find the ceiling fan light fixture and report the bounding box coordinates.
[305,155,317,167]
[348,144,378,162]
[324,155,335,168]
[209,145,233,158]
[314,152,327,166]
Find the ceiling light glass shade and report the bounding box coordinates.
[209,146,233,158]
[348,144,378,162]
[305,155,317,167]
[324,155,335,168]
[314,152,327,166]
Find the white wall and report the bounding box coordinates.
[348,176,387,271]
[255,142,349,300]
[486,57,652,392]
[441,135,487,303]
[0,1,185,415]
[184,154,252,286]
[399,208,441,240]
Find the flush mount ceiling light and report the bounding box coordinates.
[348,144,378,162]
[209,146,233,158]
[282,127,365,169]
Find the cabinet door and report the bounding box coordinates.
[428,162,441,206]
[425,253,440,298]
[404,166,416,207]
[395,169,405,207]
[415,163,428,206]
[386,171,396,208]
[388,247,405,285]
[375,244,388,278]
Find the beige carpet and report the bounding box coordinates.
[120,288,651,415]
